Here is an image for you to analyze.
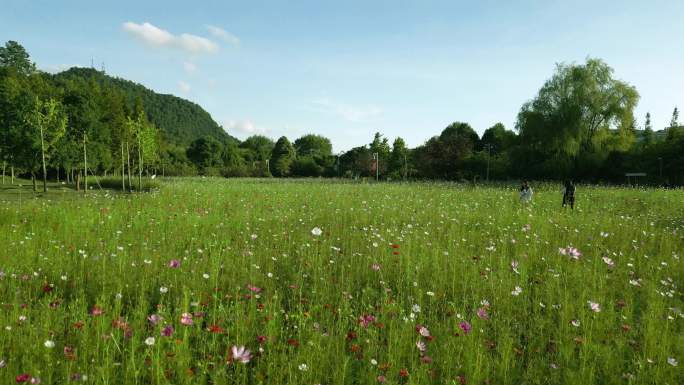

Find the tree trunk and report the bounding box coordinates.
[2,161,5,184]
[137,134,143,191]
[32,173,36,192]
[56,167,60,183]
[121,141,126,191]
[39,122,48,192]
[76,172,80,191]
[83,133,88,194]
[126,141,132,192]
[11,166,14,184]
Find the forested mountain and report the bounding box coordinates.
[52,67,236,146]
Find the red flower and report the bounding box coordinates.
[391,244,400,249]
[16,374,31,383]
[256,335,268,344]
[287,339,299,347]
[207,324,225,334]
[399,368,409,378]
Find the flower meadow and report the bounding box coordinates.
[0,179,682,384]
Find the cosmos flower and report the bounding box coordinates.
[602,257,615,268]
[511,286,523,296]
[358,314,376,328]
[91,306,104,316]
[168,259,181,268]
[180,313,193,326]
[15,374,31,383]
[371,264,381,271]
[588,301,601,312]
[44,340,55,349]
[147,314,162,325]
[311,227,323,236]
[144,337,155,346]
[416,340,427,352]
[298,363,309,371]
[458,321,472,335]
[247,284,262,293]
[230,345,252,364]
[511,260,520,274]
[477,307,489,320]
[571,319,580,327]
[667,357,678,367]
[418,326,430,337]
[159,287,169,294]
[160,325,174,337]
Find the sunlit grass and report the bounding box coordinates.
[0,179,681,384]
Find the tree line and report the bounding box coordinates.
[1,41,683,189]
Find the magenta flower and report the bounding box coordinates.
[161,325,174,337]
[458,321,472,335]
[16,374,32,383]
[230,345,252,364]
[476,307,489,320]
[180,313,193,326]
[168,259,181,268]
[247,284,262,293]
[358,314,376,328]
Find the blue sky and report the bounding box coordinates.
[2,0,683,152]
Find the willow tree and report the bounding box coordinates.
[516,58,639,176]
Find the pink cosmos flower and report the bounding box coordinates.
[458,321,472,335]
[602,257,615,268]
[358,314,376,328]
[230,345,252,363]
[418,326,430,337]
[371,264,381,271]
[161,325,174,337]
[168,259,181,268]
[477,307,489,320]
[180,313,193,326]
[247,284,262,293]
[415,340,427,352]
[91,306,104,316]
[16,374,31,383]
[588,301,601,313]
[377,375,386,383]
[147,314,162,325]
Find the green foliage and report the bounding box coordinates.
[0,40,35,75]
[270,136,296,177]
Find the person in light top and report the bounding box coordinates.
[519,180,533,203]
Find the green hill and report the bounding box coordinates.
[52,67,237,146]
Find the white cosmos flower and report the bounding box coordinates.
[298,363,309,371]
[44,340,55,348]
[311,227,323,236]
[159,286,169,294]
[667,357,678,367]
[144,337,155,346]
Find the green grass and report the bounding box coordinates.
[0,178,682,384]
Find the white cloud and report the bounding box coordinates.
[178,81,191,93]
[206,25,240,46]
[123,22,218,54]
[222,119,270,137]
[183,61,197,73]
[310,98,383,123]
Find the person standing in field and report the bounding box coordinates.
[562,180,575,209]
[519,180,533,203]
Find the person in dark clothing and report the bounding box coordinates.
[562,180,575,209]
